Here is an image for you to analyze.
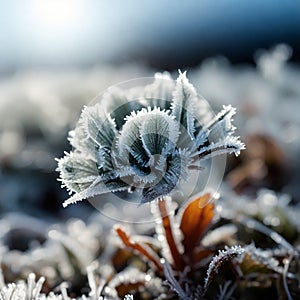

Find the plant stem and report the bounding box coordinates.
[158,197,185,271]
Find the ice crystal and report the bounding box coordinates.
[57,71,244,206]
[0,271,136,300]
[0,273,45,300]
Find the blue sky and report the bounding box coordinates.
[0,0,299,71]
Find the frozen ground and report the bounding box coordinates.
[0,45,299,299]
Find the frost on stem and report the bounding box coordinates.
[56,71,244,207]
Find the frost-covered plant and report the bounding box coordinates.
[0,273,45,300]
[57,71,244,207]
[0,214,103,290]
[114,193,299,299]
[0,271,135,300]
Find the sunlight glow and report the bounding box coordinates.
[24,0,87,62]
[31,0,83,31]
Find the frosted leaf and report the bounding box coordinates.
[205,105,237,142]
[81,104,117,150]
[68,126,95,159]
[196,136,246,160]
[103,86,145,130]
[204,245,245,293]
[118,108,151,166]
[62,176,128,208]
[108,267,146,289]
[106,267,161,299]
[56,152,98,194]
[141,150,183,204]
[140,109,179,157]
[194,105,238,151]
[171,71,197,138]
[104,72,173,130]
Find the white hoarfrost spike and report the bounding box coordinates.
[0,273,46,300]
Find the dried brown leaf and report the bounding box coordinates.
[115,226,163,272]
[179,193,214,254]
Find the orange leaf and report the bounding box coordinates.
[115,226,163,272]
[179,193,214,254]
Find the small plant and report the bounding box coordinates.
[53,71,299,299]
[56,71,244,207]
[55,71,247,299]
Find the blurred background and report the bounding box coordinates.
[0,0,300,292]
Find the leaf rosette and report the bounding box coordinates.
[57,71,244,209]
